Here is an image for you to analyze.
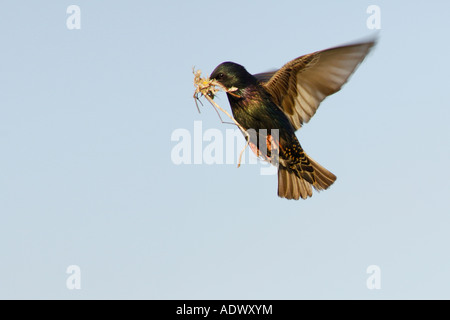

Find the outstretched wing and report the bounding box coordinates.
[254,39,376,130]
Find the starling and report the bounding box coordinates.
[209,39,375,200]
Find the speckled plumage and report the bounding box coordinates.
[209,39,375,200]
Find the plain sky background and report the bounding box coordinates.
[0,1,449,299]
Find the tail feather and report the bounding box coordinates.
[307,156,337,191]
[277,154,336,200]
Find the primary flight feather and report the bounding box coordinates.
[209,39,376,200]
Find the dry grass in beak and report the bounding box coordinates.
[193,68,249,168]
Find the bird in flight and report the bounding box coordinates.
[209,39,376,200]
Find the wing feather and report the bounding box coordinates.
[255,39,376,130]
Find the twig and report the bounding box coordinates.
[193,68,250,168]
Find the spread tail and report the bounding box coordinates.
[277,154,336,200]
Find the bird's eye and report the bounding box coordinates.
[218,73,224,79]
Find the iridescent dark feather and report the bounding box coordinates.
[209,38,375,200]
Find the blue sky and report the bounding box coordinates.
[0,1,449,299]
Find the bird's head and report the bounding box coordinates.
[210,62,257,91]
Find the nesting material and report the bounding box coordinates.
[193,68,249,167]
